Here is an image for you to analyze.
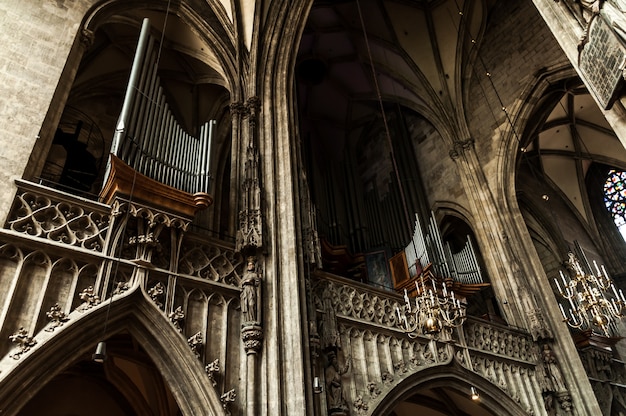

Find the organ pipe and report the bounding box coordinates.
[104,18,217,195]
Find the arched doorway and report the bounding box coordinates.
[372,365,527,416]
[17,333,181,416]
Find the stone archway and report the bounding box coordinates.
[371,363,528,416]
[0,286,226,416]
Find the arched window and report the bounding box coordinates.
[604,169,626,242]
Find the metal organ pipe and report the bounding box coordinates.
[106,18,217,196]
[121,38,155,164]
[111,18,151,159]
[132,54,157,165]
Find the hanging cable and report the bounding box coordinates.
[94,7,171,360]
[355,0,412,232]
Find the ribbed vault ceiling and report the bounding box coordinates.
[296,0,495,158]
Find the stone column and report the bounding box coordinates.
[449,138,550,334]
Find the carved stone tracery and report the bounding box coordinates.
[178,239,244,286]
[7,187,109,251]
[313,274,546,415]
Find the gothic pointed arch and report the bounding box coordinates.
[370,363,528,416]
[0,286,226,416]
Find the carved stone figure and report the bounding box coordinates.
[320,286,340,350]
[573,1,626,31]
[325,351,351,413]
[542,344,567,393]
[560,0,626,44]
[241,256,261,323]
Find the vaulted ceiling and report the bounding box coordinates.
[296,0,496,158]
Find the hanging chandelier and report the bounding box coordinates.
[396,275,466,338]
[555,252,626,337]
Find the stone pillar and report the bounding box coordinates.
[449,138,550,333]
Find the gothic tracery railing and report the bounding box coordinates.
[312,272,542,415]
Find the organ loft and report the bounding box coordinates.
[2,1,626,415]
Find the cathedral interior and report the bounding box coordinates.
[1,0,626,415]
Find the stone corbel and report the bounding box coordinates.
[449,138,475,160]
[229,101,246,117]
[245,96,261,129]
[79,28,95,50]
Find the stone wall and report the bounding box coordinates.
[467,0,570,185]
[0,1,94,224]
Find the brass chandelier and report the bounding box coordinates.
[555,252,626,337]
[396,276,466,338]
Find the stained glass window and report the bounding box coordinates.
[604,169,626,242]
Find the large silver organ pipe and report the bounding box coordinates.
[105,18,215,195]
[444,236,484,284]
[405,213,430,278]
[403,212,483,284]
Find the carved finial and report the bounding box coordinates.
[220,388,236,413]
[354,394,369,415]
[187,331,203,358]
[148,282,165,309]
[9,327,36,359]
[45,303,69,331]
[78,286,101,310]
[169,306,185,332]
[205,358,220,386]
[367,381,381,398]
[113,281,130,295]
